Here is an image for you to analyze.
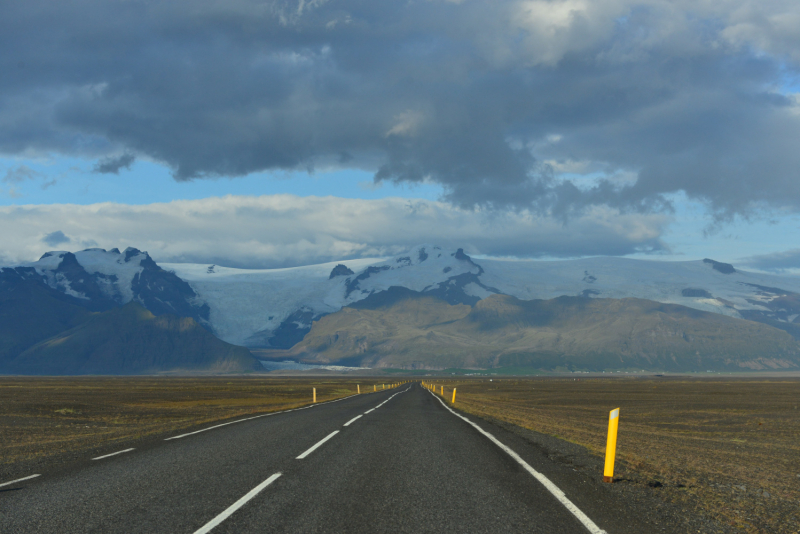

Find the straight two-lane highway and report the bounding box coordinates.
[0,383,663,533]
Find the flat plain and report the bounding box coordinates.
[431,376,800,534]
[0,376,368,478]
[2,375,798,534]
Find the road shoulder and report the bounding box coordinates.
[454,408,738,534]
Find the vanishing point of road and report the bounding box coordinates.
[0,383,663,533]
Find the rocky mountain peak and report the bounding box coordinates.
[329,264,355,279]
[703,258,736,274]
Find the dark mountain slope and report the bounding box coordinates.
[7,302,259,375]
[0,268,91,369]
[290,292,800,372]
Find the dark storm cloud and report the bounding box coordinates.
[41,230,70,246]
[2,0,800,217]
[740,249,800,272]
[93,153,135,174]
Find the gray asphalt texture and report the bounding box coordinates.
[0,383,669,533]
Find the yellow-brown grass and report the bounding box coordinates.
[425,377,800,534]
[0,376,372,470]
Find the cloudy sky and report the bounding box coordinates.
[2,0,800,270]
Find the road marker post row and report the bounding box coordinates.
[603,408,620,483]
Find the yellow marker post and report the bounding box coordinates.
[313,388,317,403]
[604,408,620,483]
[374,385,376,392]
[440,386,443,395]
[357,384,360,394]
[451,388,456,404]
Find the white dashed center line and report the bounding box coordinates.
[0,474,40,489]
[343,415,362,427]
[192,472,282,534]
[92,448,135,461]
[296,431,340,460]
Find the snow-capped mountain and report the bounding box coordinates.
[3,247,209,325]
[8,244,800,350]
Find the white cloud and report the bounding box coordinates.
[0,195,669,268]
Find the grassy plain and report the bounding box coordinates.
[427,377,800,534]
[0,376,369,475]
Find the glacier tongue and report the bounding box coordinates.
[162,245,496,347]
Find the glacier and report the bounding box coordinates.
[9,244,800,349]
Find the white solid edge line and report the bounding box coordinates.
[92,448,135,461]
[428,391,607,534]
[323,393,359,404]
[364,408,375,414]
[166,393,361,441]
[192,472,282,534]
[0,474,40,489]
[343,415,362,427]
[296,430,340,459]
[166,413,276,440]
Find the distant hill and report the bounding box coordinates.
[6,302,259,375]
[289,292,800,372]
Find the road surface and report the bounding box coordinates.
[0,382,664,533]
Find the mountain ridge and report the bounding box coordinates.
[8,244,800,357]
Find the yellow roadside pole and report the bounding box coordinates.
[440,386,443,395]
[603,408,620,483]
[451,388,456,404]
[374,385,376,392]
[313,388,317,403]
[357,385,360,394]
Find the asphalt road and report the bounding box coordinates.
[0,382,664,533]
